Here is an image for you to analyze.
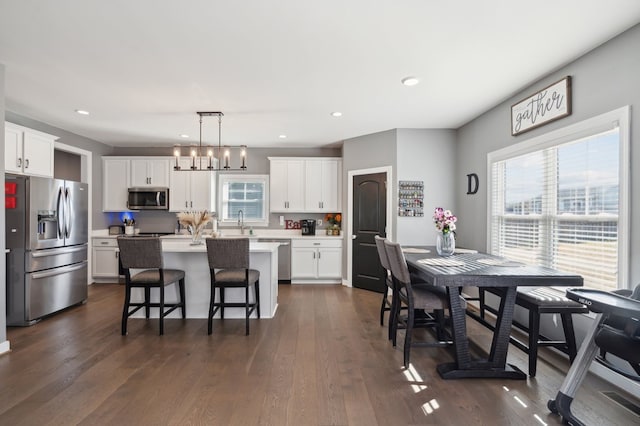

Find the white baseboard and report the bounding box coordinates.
[0,340,10,355]
[591,360,640,398]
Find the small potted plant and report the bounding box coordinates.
[325,213,342,235]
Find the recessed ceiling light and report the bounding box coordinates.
[279,135,287,139]
[75,109,90,115]
[401,76,420,86]
[180,134,189,138]
[331,111,342,117]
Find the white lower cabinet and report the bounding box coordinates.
[291,238,342,283]
[92,238,120,279]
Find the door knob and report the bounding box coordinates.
[351,235,357,240]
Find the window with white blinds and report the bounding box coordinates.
[218,175,269,226]
[488,108,630,292]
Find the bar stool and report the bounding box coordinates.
[117,237,186,336]
[206,237,260,335]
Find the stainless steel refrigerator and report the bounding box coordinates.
[5,174,88,326]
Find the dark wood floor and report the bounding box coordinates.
[1,283,639,425]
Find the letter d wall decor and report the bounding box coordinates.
[467,173,479,195]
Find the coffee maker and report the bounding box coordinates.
[301,219,316,236]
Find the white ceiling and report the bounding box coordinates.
[1,1,640,149]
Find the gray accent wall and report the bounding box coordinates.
[455,23,640,391]
[342,129,398,233]
[54,150,82,181]
[396,129,457,245]
[456,23,640,286]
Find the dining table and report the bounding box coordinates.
[403,246,583,380]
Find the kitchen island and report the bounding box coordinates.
[129,239,280,319]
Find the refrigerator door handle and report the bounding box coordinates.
[31,245,86,257]
[30,261,87,280]
[56,186,65,238]
[65,187,72,238]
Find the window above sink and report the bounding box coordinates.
[218,174,269,227]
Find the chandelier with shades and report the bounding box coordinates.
[173,111,247,171]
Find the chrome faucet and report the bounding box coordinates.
[237,209,245,235]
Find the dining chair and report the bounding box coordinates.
[117,236,186,336]
[206,237,260,335]
[375,235,395,339]
[383,239,451,367]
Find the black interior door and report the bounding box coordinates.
[352,172,387,293]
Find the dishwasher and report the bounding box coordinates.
[257,239,291,283]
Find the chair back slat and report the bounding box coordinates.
[117,237,163,269]
[206,238,250,269]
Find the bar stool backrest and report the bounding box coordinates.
[118,237,163,269]
[205,237,250,270]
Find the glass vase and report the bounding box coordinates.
[436,232,455,256]
[189,225,203,245]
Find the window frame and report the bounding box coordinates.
[217,174,270,227]
[486,106,630,290]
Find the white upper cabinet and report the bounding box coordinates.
[102,158,131,211]
[5,122,56,178]
[269,158,305,212]
[304,158,341,212]
[269,157,341,213]
[169,158,215,212]
[130,158,170,187]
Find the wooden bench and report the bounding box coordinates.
[466,287,588,377]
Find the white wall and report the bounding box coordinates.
[396,129,457,245]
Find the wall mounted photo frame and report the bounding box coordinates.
[511,76,572,136]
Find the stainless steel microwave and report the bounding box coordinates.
[127,187,169,210]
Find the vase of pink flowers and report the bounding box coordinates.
[433,207,456,256]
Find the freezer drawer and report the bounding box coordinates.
[25,244,87,272]
[25,261,88,322]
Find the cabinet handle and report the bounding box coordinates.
[190,201,193,208]
[312,252,315,259]
[100,241,109,245]
[25,158,29,168]
[318,251,321,259]
[185,201,188,208]
[17,158,22,168]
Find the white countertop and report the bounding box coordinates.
[92,229,343,240]
[162,240,280,253]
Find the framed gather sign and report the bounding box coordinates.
[511,76,572,136]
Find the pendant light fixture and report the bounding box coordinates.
[173,111,247,171]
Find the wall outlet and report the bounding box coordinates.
[279,215,284,226]
[317,219,323,226]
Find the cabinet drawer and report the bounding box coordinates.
[292,239,342,249]
[93,238,118,248]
